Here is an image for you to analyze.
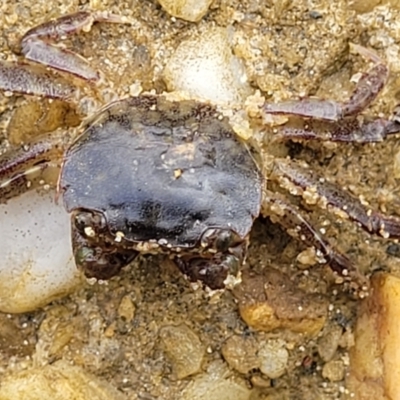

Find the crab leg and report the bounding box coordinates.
[0,133,65,202]
[272,158,400,239]
[271,117,400,143]
[19,11,132,81]
[0,62,76,99]
[263,44,389,121]
[263,191,366,287]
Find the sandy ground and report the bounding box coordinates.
[1,0,400,399]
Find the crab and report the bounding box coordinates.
[1,11,400,292]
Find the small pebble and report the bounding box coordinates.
[160,324,205,379]
[317,325,343,362]
[322,360,345,382]
[158,0,213,22]
[309,10,323,19]
[181,361,251,400]
[258,339,289,379]
[117,295,135,322]
[221,335,259,374]
[250,374,271,388]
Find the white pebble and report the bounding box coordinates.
[158,0,213,22]
[0,190,82,313]
[258,339,289,379]
[163,27,251,105]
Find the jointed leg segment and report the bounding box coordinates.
[263,44,400,144]
[0,11,131,99]
[263,191,368,288]
[0,133,65,201]
[272,158,400,240]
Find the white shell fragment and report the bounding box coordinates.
[0,189,82,313]
[158,0,213,22]
[163,27,251,105]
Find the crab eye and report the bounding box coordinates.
[200,228,241,252]
[73,210,107,236]
[214,231,235,252]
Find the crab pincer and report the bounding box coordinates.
[0,11,132,99]
[263,44,400,143]
[263,44,389,121]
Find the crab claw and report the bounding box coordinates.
[263,44,389,122]
[19,11,133,81]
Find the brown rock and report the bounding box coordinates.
[234,270,328,336]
